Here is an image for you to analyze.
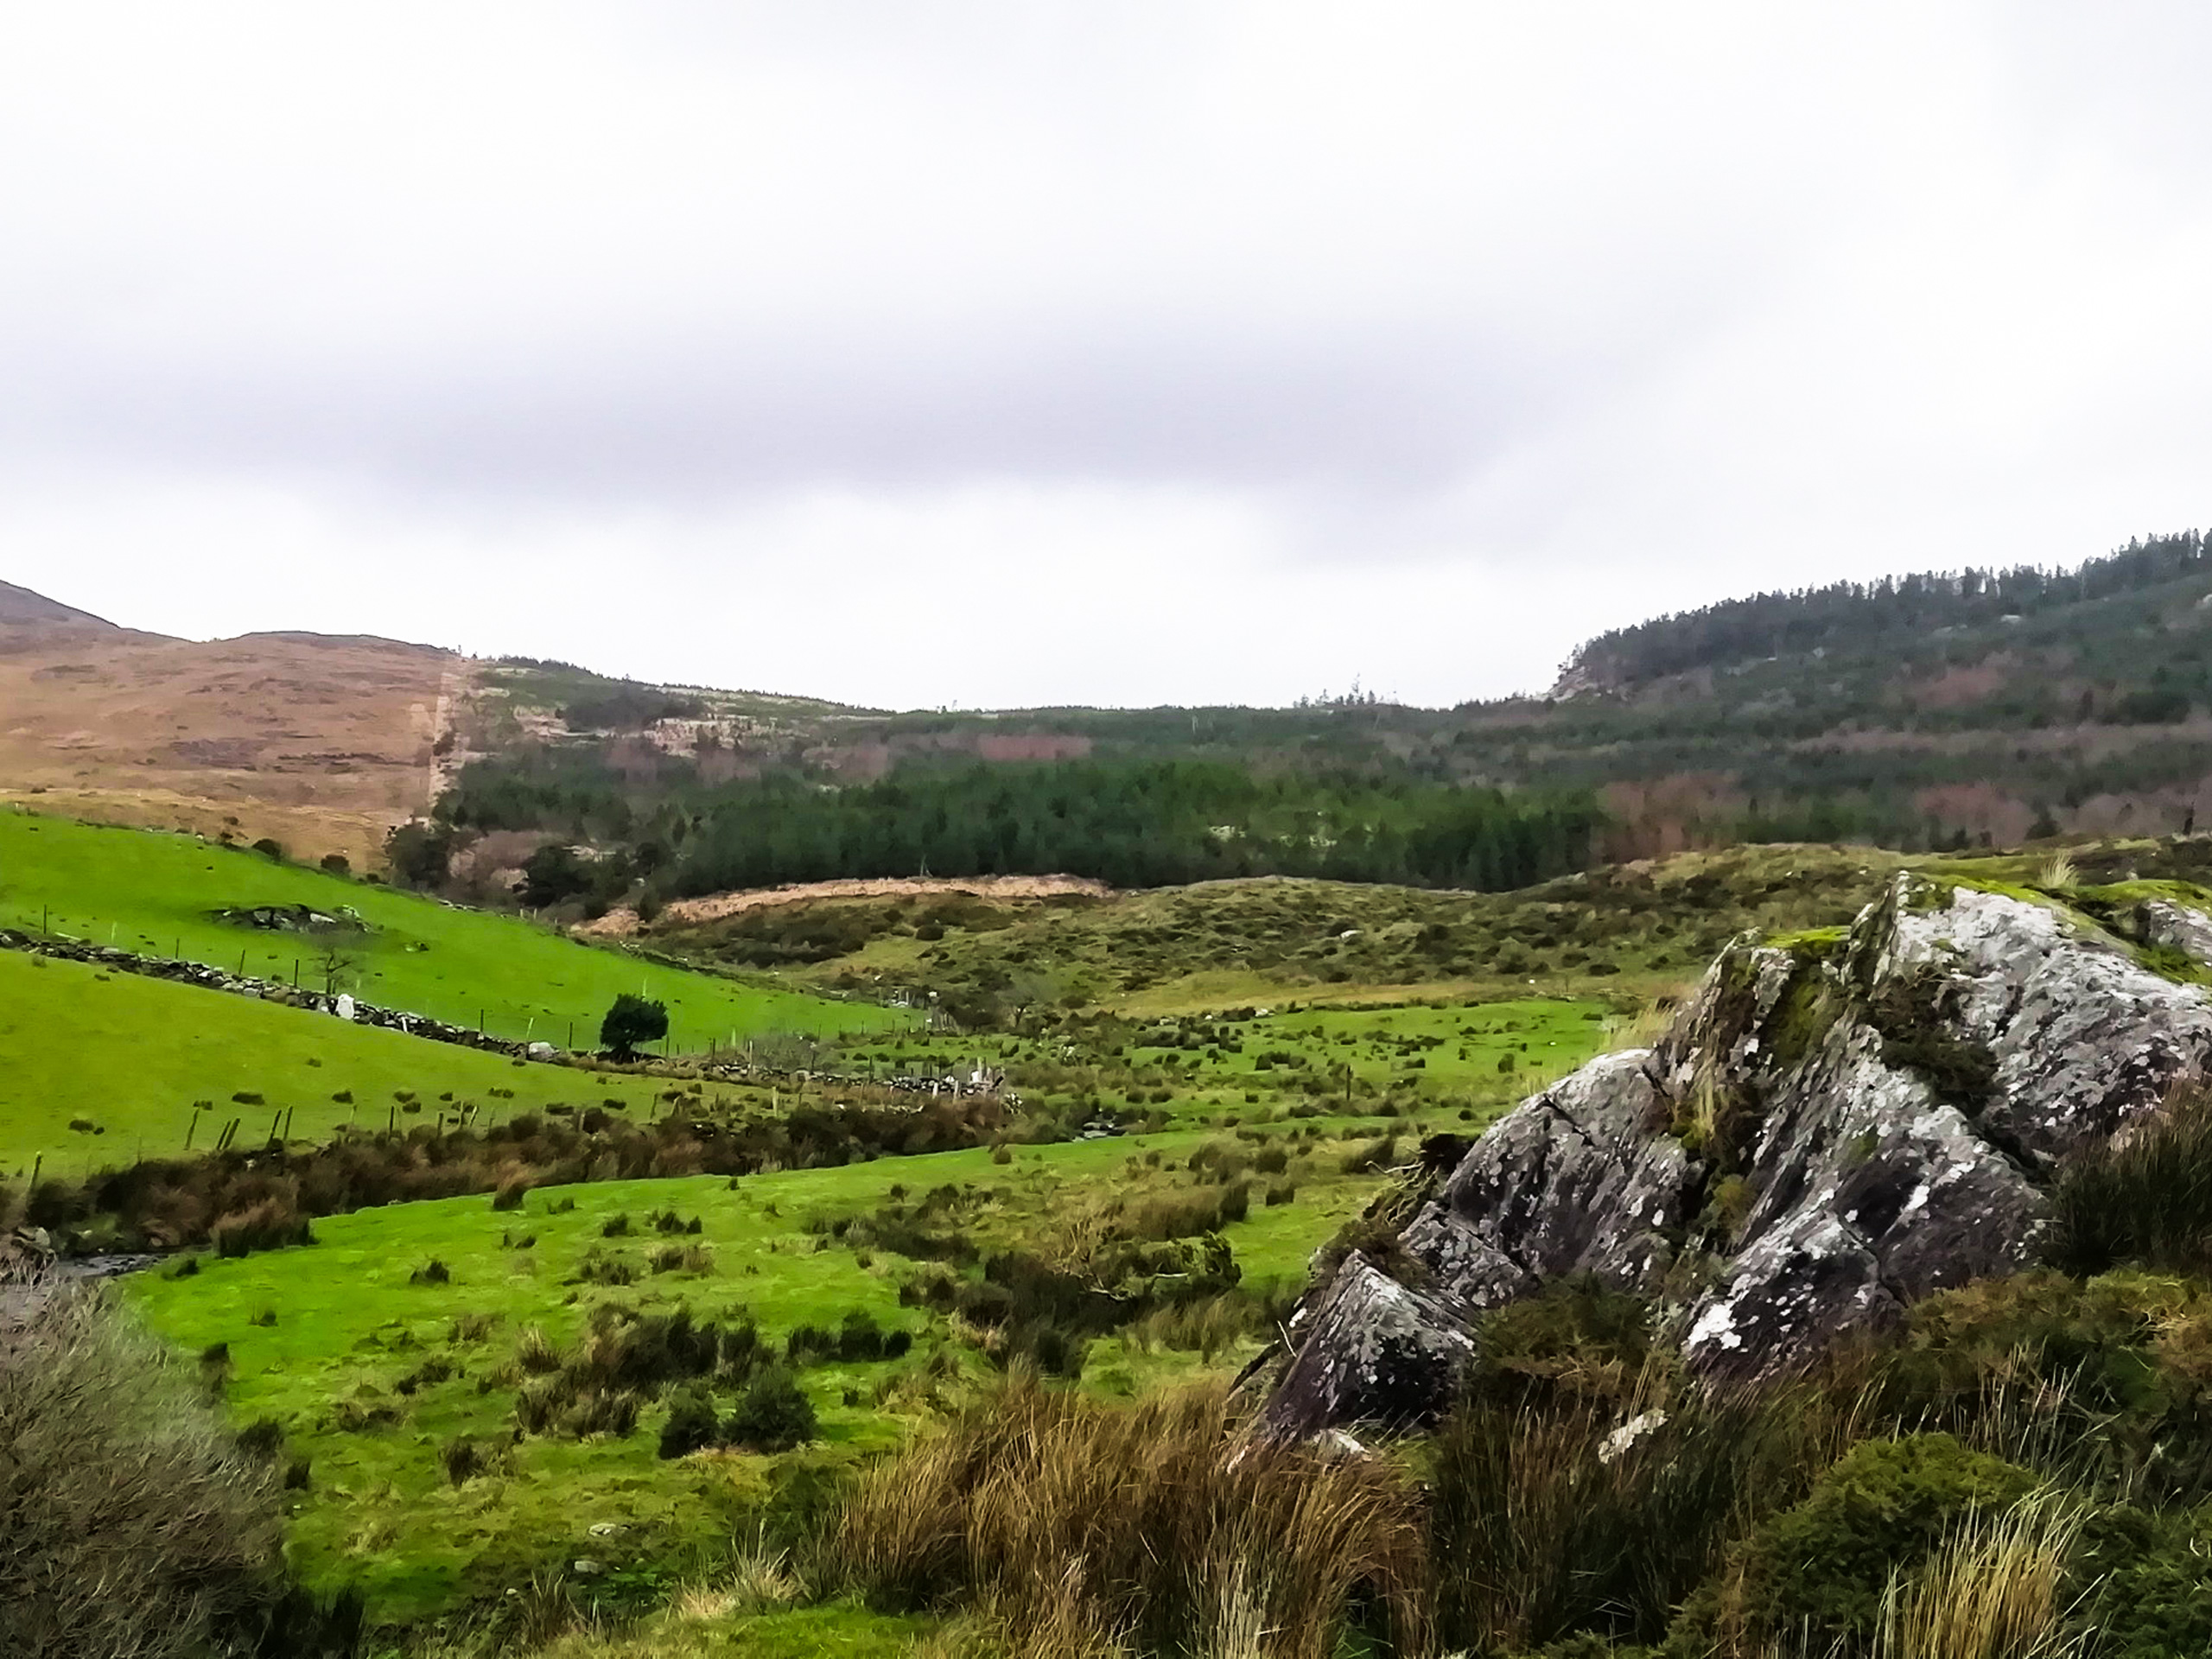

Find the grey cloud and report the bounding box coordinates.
[0,315,1557,505]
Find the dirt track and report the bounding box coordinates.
[577,873,1112,938]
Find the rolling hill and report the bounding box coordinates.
[12,525,2212,895]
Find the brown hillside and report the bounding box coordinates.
[0,590,467,868]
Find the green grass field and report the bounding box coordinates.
[127,1127,1399,1623]
[0,810,903,1048]
[842,995,1611,1136]
[0,950,718,1178]
[1131,998,1611,1088]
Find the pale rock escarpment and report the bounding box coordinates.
[1261,874,2212,1438]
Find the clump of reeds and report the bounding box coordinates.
[836,1376,1428,1659]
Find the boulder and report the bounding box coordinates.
[1261,874,2212,1437]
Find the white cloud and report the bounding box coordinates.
[2,3,2209,705]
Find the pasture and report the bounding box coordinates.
[0,950,702,1176]
[128,1127,1397,1622]
[0,810,904,1047]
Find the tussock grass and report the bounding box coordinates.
[836,1376,1427,1659]
[2048,1085,2212,1275]
[1875,1491,2086,1659]
[1430,1355,1881,1654]
[0,1281,355,1658]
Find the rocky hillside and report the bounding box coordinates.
[1263,867,2212,1435]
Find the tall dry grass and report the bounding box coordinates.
[1875,1491,2085,1659]
[1430,1355,1883,1654]
[1764,1491,2088,1659]
[0,1281,356,1658]
[835,1376,1428,1659]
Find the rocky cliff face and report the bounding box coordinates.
[1262,873,2212,1439]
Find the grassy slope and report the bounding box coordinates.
[0,950,702,1178]
[127,1110,1494,1622]
[653,844,1912,1020]
[0,810,900,1047]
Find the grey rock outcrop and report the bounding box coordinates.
[1262,874,2212,1438]
[2133,898,2212,971]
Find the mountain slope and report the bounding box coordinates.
[0,582,466,867]
[0,578,120,630]
[13,528,2212,887]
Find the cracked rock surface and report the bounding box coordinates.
[1260,874,2212,1437]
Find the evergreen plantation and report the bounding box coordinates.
[438,757,1605,899]
[432,531,2212,898]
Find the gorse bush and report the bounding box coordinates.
[726,1366,816,1452]
[657,1385,721,1460]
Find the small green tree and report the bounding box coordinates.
[384,819,457,890]
[600,993,668,1058]
[517,843,596,909]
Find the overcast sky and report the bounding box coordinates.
[4,3,2211,709]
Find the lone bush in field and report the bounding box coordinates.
[599,993,668,1059]
[658,1385,721,1459]
[727,1365,817,1452]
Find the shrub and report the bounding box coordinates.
[560,1388,641,1440]
[658,1384,721,1459]
[491,1179,529,1212]
[211,1199,313,1259]
[727,1366,817,1452]
[408,1258,451,1286]
[570,1248,637,1287]
[1339,1134,1400,1174]
[600,993,668,1058]
[515,1325,562,1375]
[439,1435,485,1485]
[1671,1433,2040,1654]
[1121,1183,1249,1242]
[649,1242,715,1275]
[0,1286,316,1658]
[396,1356,455,1395]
